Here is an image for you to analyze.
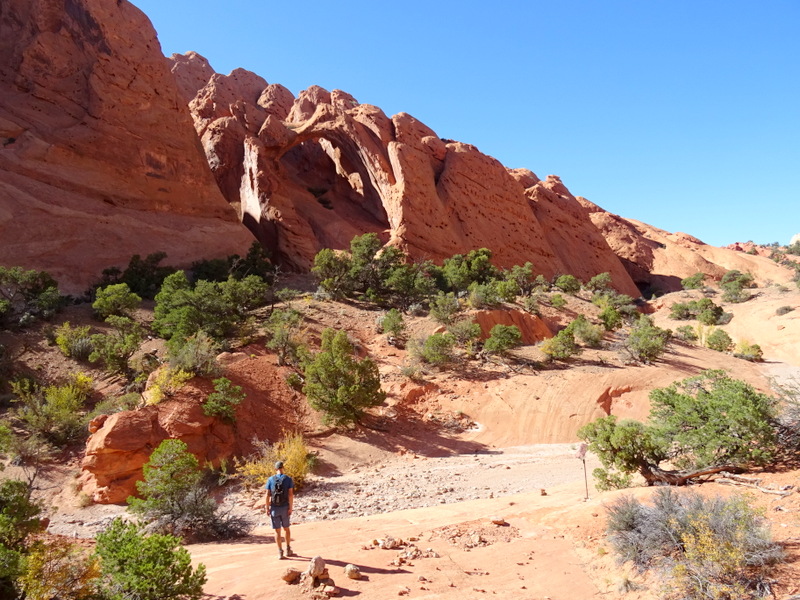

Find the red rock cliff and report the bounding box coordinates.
[0,0,252,292]
[168,55,641,297]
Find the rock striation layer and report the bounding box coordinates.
[0,0,252,292]
[168,55,642,296]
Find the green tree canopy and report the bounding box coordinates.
[302,329,386,425]
[579,370,777,486]
[92,283,142,319]
[153,271,268,349]
[483,324,522,358]
[95,519,206,600]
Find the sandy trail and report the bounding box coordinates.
[191,479,606,600]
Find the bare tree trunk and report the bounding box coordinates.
[639,462,744,486]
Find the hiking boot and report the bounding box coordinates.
[286,546,295,557]
[278,548,285,560]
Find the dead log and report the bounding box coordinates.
[640,463,744,486]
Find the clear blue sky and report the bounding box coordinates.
[132,0,799,247]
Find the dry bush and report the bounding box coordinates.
[235,432,315,491]
[606,489,783,599]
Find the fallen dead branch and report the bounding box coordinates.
[716,471,795,497]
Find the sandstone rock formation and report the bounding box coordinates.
[471,309,553,344]
[0,0,252,293]
[80,354,312,503]
[168,54,641,297]
[580,199,794,292]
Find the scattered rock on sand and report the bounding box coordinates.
[489,516,507,525]
[344,564,362,580]
[307,556,326,578]
[282,567,302,583]
[379,535,403,549]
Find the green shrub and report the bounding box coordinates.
[412,332,457,367]
[311,248,351,298]
[95,518,207,600]
[540,328,579,361]
[312,234,404,302]
[706,328,733,352]
[591,468,632,492]
[623,315,671,363]
[721,282,750,303]
[0,479,44,549]
[13,381,90,445]
[592,291,638,324]
[0,478,44,595]
[549,293,566,309]
[54,322,93,360]
[128,439,250,540]
[466,281,501,309]
[144,367,192,406]
[153,271,268,350]
[776,305,794,316]
[681,272,705,290]
[0,266,63,330]
[167,331,221,376]
[285,372,303,391]
[483,324,522,358]
[377,308,406,339]
[720,269,754,288]
[585,272,612,293]
[89,316,144,375]
[554,274,580,295]
[734,340,763,362]
[97,251,175,300]
[348,234,404,301]
[670,302,692,320]
[720,270,754,304]
[202,378,245,424]
[441,248,499,293]
[429,292,461,326]
[675,325,698,342]
[265,308,304,366]
[302,329,386,425]
[92,283,142,318]
[447,319,481,353]
[493,279,520,302]
[89,393,140,418]
[383,260,439,309]
[522,293,542,315]
[569,315,604,347]
[504,262,537,296]
[191,242,274,283]
[598,306,622,331]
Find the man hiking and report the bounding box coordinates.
[265,461,295,559]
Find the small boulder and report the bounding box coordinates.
[307,556,326,578]
[490,516,507,526]
[281,567,302,583]
[344,564,361,580]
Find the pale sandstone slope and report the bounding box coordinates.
[0,0,252,292]
[581,198,793,292]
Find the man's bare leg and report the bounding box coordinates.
[275,529,284,557]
